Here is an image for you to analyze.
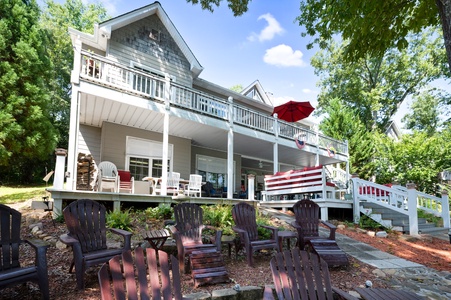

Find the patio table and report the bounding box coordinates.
[143,229,171,250]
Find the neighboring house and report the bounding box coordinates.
[63,2,349,200]
[385,120,402,141]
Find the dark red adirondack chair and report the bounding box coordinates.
[264,248,358,300]
[292,199,348,267]
[291,199,337,250]
[171,203,222,273]
[98,247,186,300]
[0,204,50,299]
[231,202,279,267]
[59,199,132,290]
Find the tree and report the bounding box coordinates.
[312,32,445,131]
[186,0,250,16]
[39,0,108,149]
[319,98,375,179]
[296,0,451,76]
[0,0,58,180]
[402,89,446,135]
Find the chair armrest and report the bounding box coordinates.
[332,287,359,300]
[203,225,223,251]
[232,226,250,245]
[25,238,50,250]
[320,220,337,240]
[109,228,133,250]
[263,285,276,300]
[59,233,79,245]
[260,225,279,240]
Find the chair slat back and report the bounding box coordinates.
[293,200,320,238]
[270,248,335,300]
[173,203,203,243]
[98,247,183,300]
[167,172,180,188]
[63,199,107,253]
[232,202,259,241]
[0,204,22,271]
[189,174,202,189]
[98,161,118,177]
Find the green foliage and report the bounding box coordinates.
[312,32,446,132]
[145,204,173,220]
[358,214,383,230]
[417,209,443,227]
[202,204,234,236]
[296,0,441,65]
[402,89,447,136]
[0,0,58,174]
[319,98,375,179]
[106,208,133,231]
[186,0,250,16]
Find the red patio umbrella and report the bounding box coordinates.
[271,100,315,122]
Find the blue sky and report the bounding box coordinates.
[48,0,449,126]
[83,0,323,121]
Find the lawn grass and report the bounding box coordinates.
[0,185,48,205]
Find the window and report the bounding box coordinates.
[126,137,173,180]
[196,155,235,189]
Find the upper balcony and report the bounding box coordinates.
[74,50,348,166]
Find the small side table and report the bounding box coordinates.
[277,231,297,252]
[143,229,171,250]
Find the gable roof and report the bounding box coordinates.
[68,1,203,78]
[241,80,274,106]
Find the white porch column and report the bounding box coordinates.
[351,174,360,224]
[227,97,234,199]
[247,174,255,200]
[273,114,279,174]
[407,183,419,236]
[441,190,450,230]
[160,76,171,196]
[53,149,67,189]
[66,38,82,191]
[315,125,320,166]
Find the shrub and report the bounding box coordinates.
[106,208,133,231]
[145,203,173,220]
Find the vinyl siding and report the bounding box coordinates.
[78,125,101,162]
[101,122,191,178]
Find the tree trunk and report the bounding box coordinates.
[436,0,451,75]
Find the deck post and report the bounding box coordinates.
[351,174,360,224]
[273,114,279,174]
[441,190,450,230]
[227,96,234,199]
[247,174,255,201]
[160,75,171,196]
[407,183,419,236]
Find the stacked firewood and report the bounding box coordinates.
[77,153,97,191]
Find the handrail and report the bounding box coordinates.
[77,50,348,154]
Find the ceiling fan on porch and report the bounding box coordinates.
[258,160,270,168]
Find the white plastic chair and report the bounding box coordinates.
[155,172,180,195]
[97,161,119,192]
[184,174,202,197]
[167,172,180,195]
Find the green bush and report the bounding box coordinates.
[202,204,235,236]
[358,214,383,230]
[106,208,133,231]
[145,203,173,220]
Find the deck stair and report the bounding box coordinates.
[360,202,443,234]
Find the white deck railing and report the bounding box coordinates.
[351,177,450,235]
[78,51,348,154]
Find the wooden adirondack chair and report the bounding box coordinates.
[172,203,222,273]
[291,199,337,250]
[98,247,186,300]
[59,199,132,290]
[292,199,348,267]
[0,204,50,299]
[231,202,279,267]
[263,248,358,300]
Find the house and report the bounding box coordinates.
[50,2,350,215]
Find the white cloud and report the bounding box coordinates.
[263,44,306,67]
[247,13,284,42]
[302,88,317,94]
